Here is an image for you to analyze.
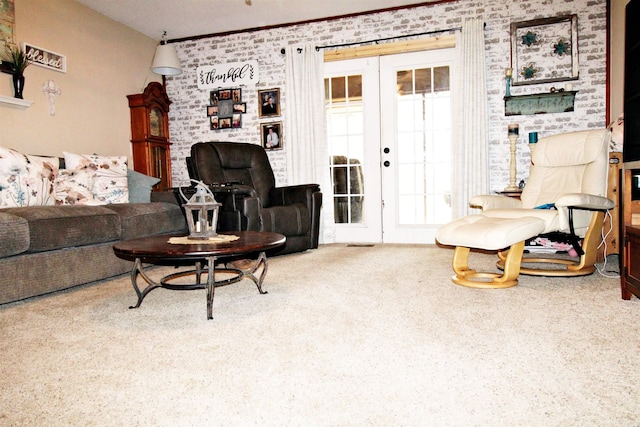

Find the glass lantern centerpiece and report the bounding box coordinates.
[180,181,222,239]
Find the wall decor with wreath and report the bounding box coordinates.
[206,87,246,130]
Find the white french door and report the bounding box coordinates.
[325,48,455,244]
[325,58,382,243]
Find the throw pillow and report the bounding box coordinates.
[54,169,104,205]
[127,169,160,203]
[63,152,129,204]
[0,146,59,207]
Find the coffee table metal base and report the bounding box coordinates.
[128,251,269,319]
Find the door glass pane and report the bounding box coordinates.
[434,66,450,92]
[414,68,432,94]
[395,65,451,226]
[326,74,365,224]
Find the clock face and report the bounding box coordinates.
[149,107,164,137]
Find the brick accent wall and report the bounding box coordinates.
[166,0,606,196]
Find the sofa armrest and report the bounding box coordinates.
[150,190,180,205]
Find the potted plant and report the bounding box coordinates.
[3,44,31,99]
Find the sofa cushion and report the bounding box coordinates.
[0,146,59,207]
[104,202,187,240]
[54,169,102,205]
[0,212,30,258]
[127,170,160,203]
[5,206,121,253]
[63,152,129,204]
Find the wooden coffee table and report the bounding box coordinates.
[113,231,286,319]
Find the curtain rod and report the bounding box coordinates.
[314,26,461,51]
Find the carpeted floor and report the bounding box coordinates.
[1,244,639,426]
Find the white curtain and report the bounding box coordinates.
[284,44,333,242]
[452,17,489,218]
[284,44,327,185]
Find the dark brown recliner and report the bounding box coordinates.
[188,142,322,255]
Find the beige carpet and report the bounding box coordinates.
[1,244,639,426]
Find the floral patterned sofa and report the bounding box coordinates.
[0,147,187,305]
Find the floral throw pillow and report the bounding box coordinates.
[0,146,59,207]
[63,152,129,204]
[54,169,104,205]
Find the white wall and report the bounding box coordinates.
[166,0,607,195]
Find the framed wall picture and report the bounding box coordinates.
[260,121,282,150]
[258,88,280,117]
[510,15,578,86]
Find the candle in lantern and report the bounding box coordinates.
[505,68,512,77]
[528,132,538,143]
[508,124,519,135]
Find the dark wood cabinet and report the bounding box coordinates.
[127,82,172,191]
[621,0,640,300]
[621,169,640,300]
[622,225,640,300]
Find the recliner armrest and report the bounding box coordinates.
[209,184,260,231]
[208,183,257,198]
[554,193,615,211]
[270,184,321,207]
[469,195,522,211]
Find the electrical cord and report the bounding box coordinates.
[595,210,620,278]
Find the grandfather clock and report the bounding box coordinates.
[127,82,172,191]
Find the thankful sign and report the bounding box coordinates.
[24,43,66,73]
[197,60,259,90]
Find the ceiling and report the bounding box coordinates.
[75,0,431,41]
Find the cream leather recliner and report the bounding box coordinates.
[436,128,614,288]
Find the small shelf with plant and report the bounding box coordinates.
[1,44,32,101]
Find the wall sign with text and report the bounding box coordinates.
[197,60,259,90]
[24,43,66,73]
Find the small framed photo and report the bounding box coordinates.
[260,121,282,150]
[232,88,242,102]
[210,116,219,130]
[258,88,280,118]
[219,89,232,100]
[207,105,218,116]
[233,103,246,113]
[220,117,232,129]
[210,91,219,105]
[232,113,242,128]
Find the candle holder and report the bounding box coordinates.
[505,68,512,97]
[505,124,520,192]
[528,131,538,161]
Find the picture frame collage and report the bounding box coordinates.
[206,88,246,130]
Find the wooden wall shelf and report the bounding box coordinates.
[504,91,577,116]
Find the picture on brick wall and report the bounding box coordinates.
[258,88,280,118]
[510,14,578,86]
[207,87,246,130]
[261,122,282,151]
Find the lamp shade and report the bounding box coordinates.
[151,43,182,76]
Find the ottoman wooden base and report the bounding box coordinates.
[451,242,524,289]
